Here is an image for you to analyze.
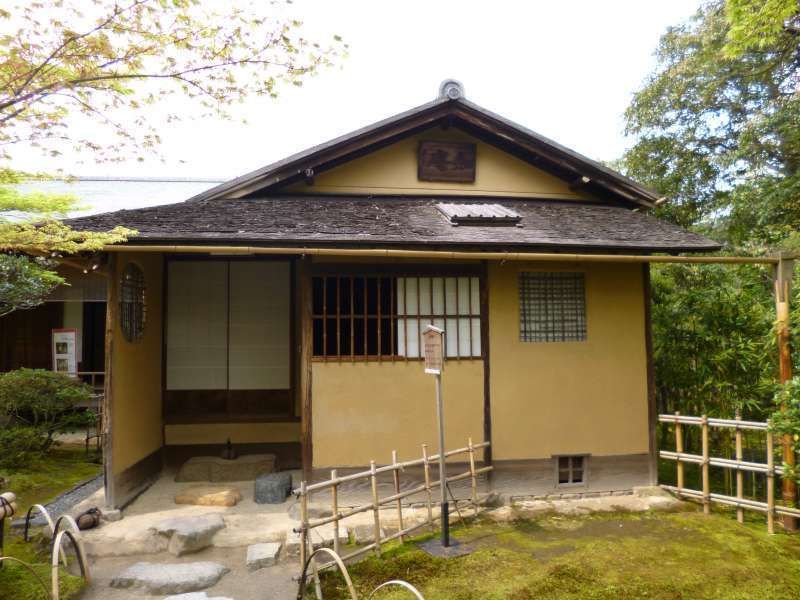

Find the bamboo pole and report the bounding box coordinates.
[675,411,684,497]
[330,470,340,556]
[774,256,796,531]
[468,437,478,516]
[370,461,381,556]
[392,451,405,544]
[422,444,434,532]
[735,411,744,524]
[767,429,775,535]
[701,415,710,516]
[102,243,782,265]
[299,480,308,569]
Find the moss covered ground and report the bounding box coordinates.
[310,507,800,599]
[0,444,101,600]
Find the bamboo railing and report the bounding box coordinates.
[292,438,492,570]
[659,413,800,533]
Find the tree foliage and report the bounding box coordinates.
[0,0,346,162]
[0,0,345,314]
[622,1,800,420]
[623,1,800,247]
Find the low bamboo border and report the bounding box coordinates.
[293,438,492,571]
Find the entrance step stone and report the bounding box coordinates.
[246,542,282,571]
[110,561,230,595]
[175,485,243,507]
[152,514,226,556]
[255,472,292,504]
[176,454,276,483]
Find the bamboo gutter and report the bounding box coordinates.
[101,244,782,265]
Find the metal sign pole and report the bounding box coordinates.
[422,324,449,548]
[435,371,449,547]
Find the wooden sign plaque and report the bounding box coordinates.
[418,141,476,183]
[423,325,444,375]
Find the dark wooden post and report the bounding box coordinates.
[775,254,796,531]
[643,263,658,485]
[479,261,493,476]
[298,257,313,482]
[102,252,117,509]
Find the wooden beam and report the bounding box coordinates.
[479,261,493,473]
[102,252,118,509]
[642,263,658,485]
[298,257,314,481]
[775,254,796,531]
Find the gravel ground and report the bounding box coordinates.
[10,474,104,529]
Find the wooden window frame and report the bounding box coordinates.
[311,265,483,362]
[554,454,589,488]
[519,271,587,343]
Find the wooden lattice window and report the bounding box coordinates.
[312,274,481,360]
[519,272,586,342]
[119,262,146,342]
[556,455,586,486]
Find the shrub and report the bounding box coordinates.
[770,376,800,483]
[0,369,93,468]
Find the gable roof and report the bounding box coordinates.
[187,87,662,208]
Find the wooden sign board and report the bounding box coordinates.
[418,141,476,183]
[423,325,444,374]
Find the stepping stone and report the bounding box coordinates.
[352,524,385,544]
[287,501,332,520]
[110,561,229,595]
[285,524,349,556]
[255,472,292,504]
[175,485,243,507]
[152,514,226,556]
[246,542,282,571]
[165,594,233,600]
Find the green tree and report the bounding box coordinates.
[0,0,345,313]
[621,1,800,418]
[623,0,800,248]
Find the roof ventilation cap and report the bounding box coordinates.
[439,79,465,100]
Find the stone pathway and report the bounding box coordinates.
[111,561,230,595]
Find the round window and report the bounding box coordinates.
[120,263,146,342]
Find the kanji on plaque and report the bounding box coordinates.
[423,325,444,375]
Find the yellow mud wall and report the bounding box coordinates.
[488,261,649,460]
[284,129,593,200]
[312,361,484,468]
[111,252,164,475]
[164,422,300,445]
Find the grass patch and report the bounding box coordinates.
[308,511,800,599]
[0,443,100,600]
[1,443,101,516]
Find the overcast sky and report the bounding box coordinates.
[15,0,701,181]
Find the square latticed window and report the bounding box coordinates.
[556,455,587,486]
[519,272,586,342]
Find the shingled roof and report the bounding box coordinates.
[69,196,720,253]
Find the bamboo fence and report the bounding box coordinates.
[659,413,800,533]
[292,438,492,571]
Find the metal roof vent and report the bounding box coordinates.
[436,202,521,226]
[439,79,465,100]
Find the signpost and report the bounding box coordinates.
[422,325,449,547]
